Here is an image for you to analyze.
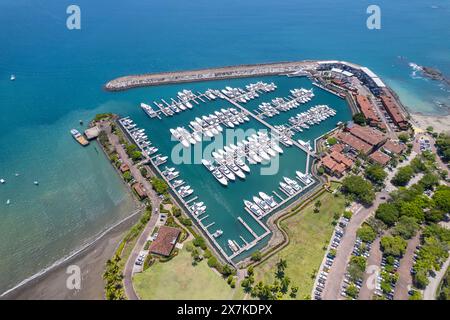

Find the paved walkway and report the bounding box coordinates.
[322,191,388,300]
[423,255,450,300]
[102,122,162,300]
[394,232,421,300]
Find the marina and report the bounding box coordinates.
[114,73,352,262]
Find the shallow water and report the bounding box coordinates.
[0,0,448,292]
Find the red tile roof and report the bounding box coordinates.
[348,124,386,146]
[330,151,354,168]
[132,183,147,199]
[356,95,380,124]
[149,226,181,257]
[120,163,130,173]
[380,89,408,129]
[369,150,391,166]
[382,140,406,155]
[337,132,372,154]
[329,143,344,153]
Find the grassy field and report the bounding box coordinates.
[254,188,345,299]
[133,242,242,300]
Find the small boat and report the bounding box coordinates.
[10,74,15,81]
[6,199,11,205]
[228,239,239,252]
[212,230,223,238]
[70,129,89,146]
[0,179,5,184]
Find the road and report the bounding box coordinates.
[322,191,389,299]
[103,122,162,300]
[423,255,450,300]
[394,232,421,300]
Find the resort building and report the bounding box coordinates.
[382,140,407,156]
[346,123,387,148]
[369,150,391,166]
[379,89,408,130]
[132,182,147,200]
[337,132,372,155]
[355,94,380,127]
[149,226,181,257]
[120,163,130,173]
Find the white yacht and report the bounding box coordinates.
[253,196,271,212]
[280,182,295,195]
[235,158,250,173]
[212,230,223,238]
[202,159,215,171]
[220,166,235,181]
[227,162,245,179]
[259,192,277,208]
[212,169,228,186]
[284,177,301,191]
[228,240,239,252]
[244,200,263,217]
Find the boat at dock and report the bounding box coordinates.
[201,159,215,171]
[244,200,263,217]
[212,169,228,186]
[259,192,277,208]
[212,229,223,238]
[284,176,302,191]
[296,171,313,185]
[228,239,239,252]
[253,196,271,212]
[70,129,89,146]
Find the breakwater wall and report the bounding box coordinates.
[105,61,318,91]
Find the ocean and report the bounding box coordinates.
[0,0,449,293]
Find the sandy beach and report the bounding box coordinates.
[411,113,450,133]
[1,210,142,300]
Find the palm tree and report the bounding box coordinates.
[276,258,287,271]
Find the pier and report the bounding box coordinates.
[238,217,259,239]
[223,96,317,158]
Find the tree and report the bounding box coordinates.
[348,256,366,282]
[398,200,425,222]
[357,224,377,243]
[352,113,366,126]
[346,283,359,299]
[375,203,399,227]
[123,171,132,182]
[398,133,410,143]
[432,186,450,213]
[419,173,440,190]
[426,126,434,133]
[341,175,375,206]
[392,165,414,186]
[327,137,338,145]
[392,216,419,240]
[251,250,262,262]
[380,236,407,257]
[150,177,169,194]
[364,164,387,184]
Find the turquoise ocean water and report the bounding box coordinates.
[0,0,449,292]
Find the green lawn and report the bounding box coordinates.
[254,189,345,299]
[133,242,240,300]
